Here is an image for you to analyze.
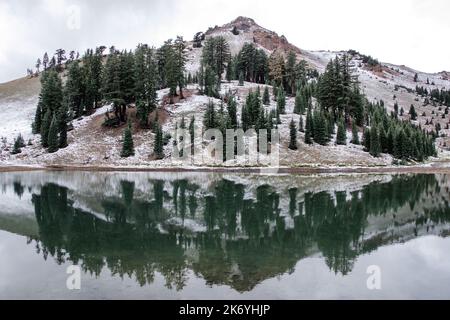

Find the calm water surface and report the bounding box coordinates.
[0,171,450,299]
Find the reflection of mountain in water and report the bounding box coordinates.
[2,173,450,292]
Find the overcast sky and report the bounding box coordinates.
[1,0,449,83]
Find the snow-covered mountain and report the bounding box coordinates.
[1,16,450,168]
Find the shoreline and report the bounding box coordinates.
[1,163,450,174]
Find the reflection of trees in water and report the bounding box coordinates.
[26,174,450,292]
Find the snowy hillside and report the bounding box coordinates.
[1,16,450,168]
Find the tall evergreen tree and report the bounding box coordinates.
[369,126,381,157]
[336,119,347,145]
[313,110,327,145]
[32,104,42,134]
[263,86,270,105]
[11,135,23,155]
[134,44,157,127]
[41,109,52,148]
[57,103,69,148]
[289,119,298,150]
[227,96,238,129]
[409,104,418,121]
[47,115,59,153]
[154,124,164,159]
[65,60,84,118]
[363,127,371,151]
[121,122,135,157]
[351,122,360,145]
[277,88,286,114]
[203,100,217,130]
[305,108,313,144]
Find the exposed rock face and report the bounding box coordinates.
[205,16,301,56]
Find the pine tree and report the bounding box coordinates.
[227,96,238,128]
[121,122,135,157]
[16,134,26,148]
[363,127,371,151]
[313,111,327,146]
[189,116,195,145]
[11,134,25,155]
[32,104,42,134]
[263,86,270,105]
[65,60,84,119]
[409,104,418,121]
[57,103,69,148]
[285,51,297,95]
[11,136,22,155]
[154,124,164,159]
[203,100,217,129]
[226,62,232,82]
[351,122,360,145]
[268,52,285,88]
[277,88,286,114]
[305,108,313,144]
[336,119,347,145]
[134,44,157,127]
[294,89,303,114]
[47,114,59,153]
[299,115,304,133]
[43,52,49,70]
[369,126,381,157]
[394,102,399,117]
[289,119,298,150]
[41,109,52,148]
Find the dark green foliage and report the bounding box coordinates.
[227,96,238,128]
[47,114,59,153]
[57,103,69,148]
[121,122,135,158]
[409,104,417,121]
[305,108,313,144]
[263,86,270,105]
[134,44,157,127]
[235,43,268,84]
[313,110,328,146]
[317,55,364,125]
[154,124,164,159]
[394,101,399,117]
[289,119,298,150]
[336,119,347,145]
[351,122,360,145]
[189,116,195,145]
[202,36,231,80]
[36,71,63,149]
[202,64,220,97]
[11,134,25,155]
[226,62,232,82]
[41,109,52,148]
[32,104,42,134]
[363,127,371,151]
[366,101,435,161]
[277,88,286,114]
[65,60,84,119]
[203,100,217,130]
[369,126,381,157]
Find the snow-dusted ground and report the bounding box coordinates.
[0,78,446,168]
[2,17,450,168]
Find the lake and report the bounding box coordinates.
[0,171,450,299]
